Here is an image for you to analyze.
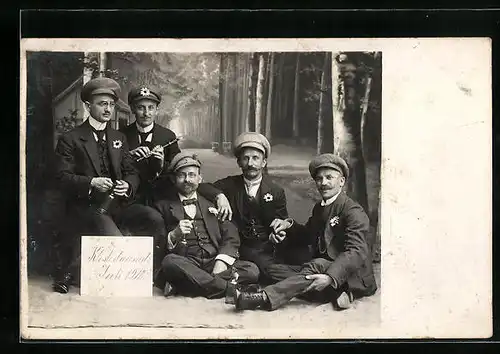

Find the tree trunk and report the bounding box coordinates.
[292,53,300,139]
[246,53,255,132]
[317,53,327,154]
[255,53,266,134]
[218,54,226,153]
[265,53,275,141]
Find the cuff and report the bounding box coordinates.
[285,218,294,228]
[215,254,236,266]
[328,275,339,289]
[167,230,177,250]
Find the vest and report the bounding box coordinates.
[313,203,335,260]
[181,203,218,258]
[95,136,114,179]
[239,189,269,244]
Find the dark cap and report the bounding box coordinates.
[308,153,349,179]
[128,86,162,105]
[81,77,121,102]
[168,152,202,173]
[233,132,271,158]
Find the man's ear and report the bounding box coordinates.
[262,158,267,169]
[84,101,91,112]
[198,174,203,183]
[169,174,176,184]
[340,176,346,187]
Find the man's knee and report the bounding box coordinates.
[161,253,185,270]
[236,261,260,283]
[301,258,332,274]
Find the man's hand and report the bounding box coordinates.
[269,230,287,244]
[173,219,194,241]
[270,218,292,233]
[130,146,151,160]
[150,145,165,167]
[212,260,228,275]
[303,274,334,293]
[216,193,232,221]
[113,180,130,197]
[91,177,114,192]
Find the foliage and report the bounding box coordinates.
[55,109,79,134]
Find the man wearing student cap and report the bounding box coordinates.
[120,86,234,282]
[52,77,140,294]
[232,153,378,311]
[152,152,259,299]
[213,132,312,284]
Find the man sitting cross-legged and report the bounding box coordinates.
[232,154,378,311]
[153,152,260,299]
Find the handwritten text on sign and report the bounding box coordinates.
[80,236,154,297]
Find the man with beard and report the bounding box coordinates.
[232,154,378,311]
[120,86,233,275]
[153,152,259,298]
[213,132,312,284]
[52,77,140,293]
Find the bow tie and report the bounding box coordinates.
[181,198,197,206]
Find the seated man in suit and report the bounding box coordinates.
[52,77,140,293]
[153,152,259,299]
[120,86,232,274]
[213,132,312,284]
[232,154,378,311]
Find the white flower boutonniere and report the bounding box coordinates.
[329,216,340,227]
[140,87,151,96]
[263,193,273,202]
[112,140,123,149]
[208,207,219,216]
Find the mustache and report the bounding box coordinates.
[244,167,259,171]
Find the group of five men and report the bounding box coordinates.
[52,77,377,312]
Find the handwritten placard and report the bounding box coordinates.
[80,236,154,297]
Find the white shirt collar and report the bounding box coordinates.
[178,191,198,201]
[320,190,342,207]
[136,122,154,133]
[243,175,262,187]
[88,116,107,131]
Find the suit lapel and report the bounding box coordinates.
[106,128,121,179]
[197,196,220,246]
[169,197,185,222]
[324,192,347,247]
[234,175,246,220]
[80,121,101,175]
[258,176,272,217]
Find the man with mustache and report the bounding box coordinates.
[52,77,140,293]
[232,154,377,311]
[120,86,232,275]
[213,132,312,284]
[153,152,259,298]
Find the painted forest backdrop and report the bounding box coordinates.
[26,51,381,275]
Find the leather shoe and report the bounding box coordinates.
[52,272,73,294]
[235,289,269,311]
[163,281,176,297]
[335,291,354,310]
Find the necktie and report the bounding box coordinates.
[92,128,105,142]
[182,198,197,206]
[138,132,150,145]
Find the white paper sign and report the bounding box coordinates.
[80,236,154,297]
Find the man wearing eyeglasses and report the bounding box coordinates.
[52,77,140,294]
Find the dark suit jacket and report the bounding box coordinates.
[54,120,140,205]
[288,192,377,296]
[153,194,240,259]
[121,123,180,183]
[213,174,288,234]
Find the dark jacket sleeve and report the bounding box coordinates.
[285,204,320,247]
[119,136,140,199]
[218,219,240,259]
[325,204,370,286]
[212,176,233,195]
[197,182,224,203]
[272,187,289,220]
[54,133,93,199]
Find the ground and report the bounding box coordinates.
[24,148,381,339]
